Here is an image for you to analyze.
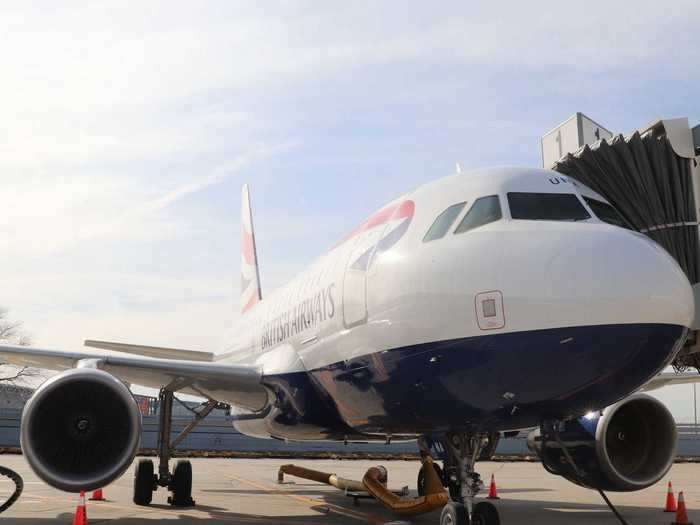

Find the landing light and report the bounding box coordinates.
[584,411,598,420]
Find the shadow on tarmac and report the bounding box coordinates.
[15,510,337,524]
[21,499,676,525]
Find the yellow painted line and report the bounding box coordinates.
[226,472,389,525]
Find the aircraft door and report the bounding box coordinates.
[342,226,387,327]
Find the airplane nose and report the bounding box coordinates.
[534,227,695,412]
[635,235,696,329]
[549,227,695,330]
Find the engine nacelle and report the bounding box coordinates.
[21,368,142,492]
[527,394,677,491]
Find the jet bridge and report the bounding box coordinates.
[542,114,700,371]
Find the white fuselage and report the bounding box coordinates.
[218,167,694,440]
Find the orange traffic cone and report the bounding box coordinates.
[72,491,88,525]
[487,474,500,500]
[89,488,105,501]
[672,491,693,525]
[665,482,678,512]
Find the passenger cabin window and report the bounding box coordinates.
[583,197,630,229]
[454,195,502,234]
[507,192,590,221]
[423,202,466,242]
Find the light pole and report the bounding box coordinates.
[694,383,698,436]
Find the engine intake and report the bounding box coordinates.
[21,368,141,492]
[528,394,677,491]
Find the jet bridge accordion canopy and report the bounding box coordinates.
[552,121,700,371]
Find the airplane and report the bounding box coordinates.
[0,166,697,525]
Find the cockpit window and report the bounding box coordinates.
[423,202,466,242]
[454,195,502,234]
[507,192,590,221]
[583,197,630,229]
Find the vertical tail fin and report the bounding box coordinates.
[241,184,262,314]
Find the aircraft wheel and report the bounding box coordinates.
[440,501,469,525]
[169,460,195,507]
[472,501,500,525]
[417,462,444,496]
[133,459,154,506]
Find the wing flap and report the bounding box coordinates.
[84,340,214,362]
[0,344,268,411]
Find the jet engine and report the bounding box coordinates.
[527,394,677,491]
[20,368,141,492]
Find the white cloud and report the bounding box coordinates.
[0,141,296,257]
[75,141,298,243]
[36,298,234,352]
[0,2,696,176]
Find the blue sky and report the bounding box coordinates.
[1,2,699,418]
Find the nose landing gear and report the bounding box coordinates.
[421,432,501,525]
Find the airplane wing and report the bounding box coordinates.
[0,343,268,411]
[641,371,700,392]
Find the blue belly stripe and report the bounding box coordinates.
[262,323,686,439]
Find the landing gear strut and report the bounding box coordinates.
[132,388,219,507]
[431,432,501,525]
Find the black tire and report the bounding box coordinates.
[169,460,194,507]
[440,501,469,525]
[133,459,154,506]
[472,501,500,525]
[417,463,444,496]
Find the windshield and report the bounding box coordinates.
[583,197,631,229]
[507,192,591,221]
[454,195,502,234]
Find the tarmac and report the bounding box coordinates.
[0,455,698,524]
